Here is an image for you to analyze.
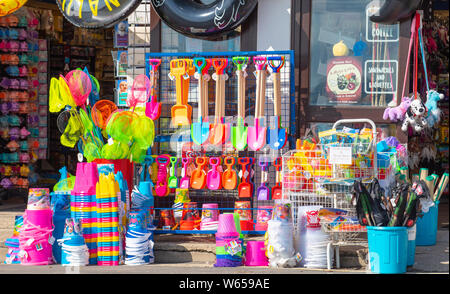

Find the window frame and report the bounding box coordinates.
[292,0,411,143]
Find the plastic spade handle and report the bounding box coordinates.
[253,56,267,71]
[224,156,235,168]
[212,58,229,75]
[193,57,207,74]
[232,56,249,71]
[267,56,285,73]
[149,59,162,72]
[273,157,282,183]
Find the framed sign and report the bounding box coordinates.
[116,50,128,77]
[114,20,129,48]
[326,57,362,104]
[116,79,129,107]
[364,60,398,94]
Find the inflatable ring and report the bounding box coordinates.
[151,0,258,40]
[56,0,143,29]
[0,0,28,17]
[369,0,421,24]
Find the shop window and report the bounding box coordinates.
[309,0,400,107]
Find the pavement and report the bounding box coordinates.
[0,197,448,274]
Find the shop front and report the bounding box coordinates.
[0,0,448,273]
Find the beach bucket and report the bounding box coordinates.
[20,239,53,265]
[200,203,219,230]
[367,226,407,274]
[244,241,268,266]
[217,213,238,235]
[272,202,292,223]
[27,188,50,210]
[415,201,439,246]
[72,162,98,195]
[234,201,253,231]
[407,225,416,267]
[24,209,52,229]
[255,206,272,231]
[159,209,176,229]
[52,210,70,263]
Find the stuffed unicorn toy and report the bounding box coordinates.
[383,96,411,122]
[425,89,444,127]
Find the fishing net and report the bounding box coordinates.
[60,109,84,148]
[91,100,118,129]
[65,69,92,108]
[101,139,130,160]
[58,76,77,108]
[127,74,150,109]
[106,110,138,144]
[49,77,64,113]
[131,114,155,149]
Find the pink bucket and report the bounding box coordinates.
[255,206,272,231]
[20,240,53,265]
[200,203,219,230]
[24,209,52,229]
[217,213,237,235]
[244,241,268,266]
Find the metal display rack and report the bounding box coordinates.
[136,50,296,235]
[282,118,408,268]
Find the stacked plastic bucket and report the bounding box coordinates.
[214,213,244,267]
[70,162,99,264]
[58,218,89,266]
[96,172,120,266]
[4,215,23,264]
[125,211,153,265]
[19,189,54,265]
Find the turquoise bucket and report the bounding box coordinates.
[407,225,416,266]
[415,201,439,246]
[367,226,408,274]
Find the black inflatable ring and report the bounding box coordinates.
[369,0,422,24]
[56,0,143,29]
[151,0,258,39]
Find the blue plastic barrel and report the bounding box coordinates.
[52,210,70,264]
[407,225,416,266]
[415,201,439,246]
[367,226,408,274]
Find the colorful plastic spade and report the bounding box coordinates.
[222,156,237,190]
[180,157,191,189]
[257,157,270,200]
[207,157,222,190]
[169,59,192,126]
[248,56,267,151]
[168,157,179,188]
[231,56,249,151]
[191,57,211,145]
[209,58,228,145]
[190,157,207,189]
[155,155,170,197]
[238,157,253,198]
[267,56,287,150]
[272,157,282,199]
[146,59,162,120]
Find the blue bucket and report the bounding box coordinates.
[52,210,70,264]
[367,226,408,274]
[416,201,439,246]
[407,225,416,266]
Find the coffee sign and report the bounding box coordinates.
[366,1,399,42]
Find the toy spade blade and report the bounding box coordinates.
[191,118,210,145]
[222,156,237,190]
[257,184,270,200]
[179,158,190,189]
[168,157,178,188]
[231,117,248,151]
[247,118,267,151]
[267,116,287,150]
[146,96,161,121]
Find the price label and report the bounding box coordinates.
[329,146,353,165]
